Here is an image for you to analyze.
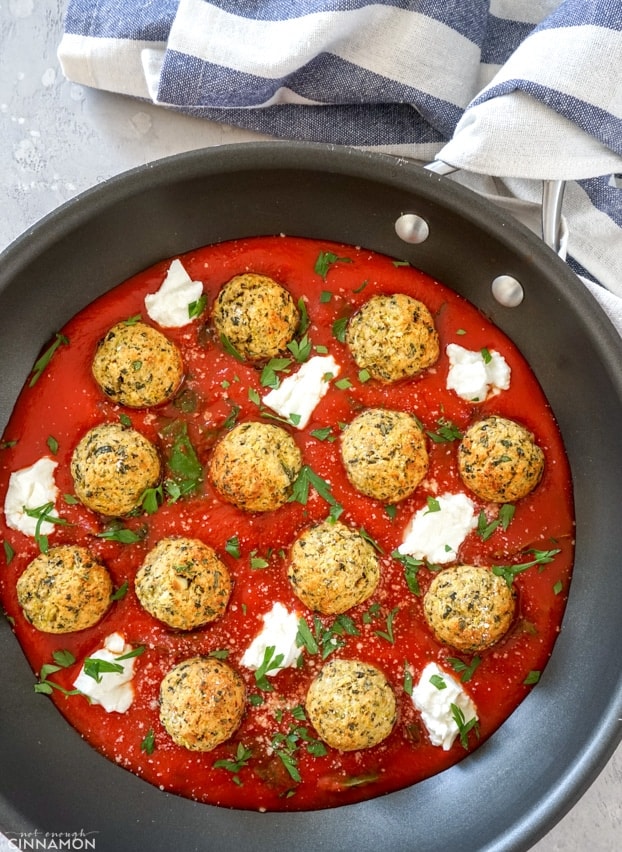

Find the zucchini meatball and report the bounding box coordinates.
[135,537,232,630]
[458,416,545,502]
[70,422,161,516]
[288,519,380,614]
[340,408,428,503]
[212,273,299,362]
[209,421,302,512]
[92,320,184,408]
[423,564,516,653]
[159,656,246,751]
[16,545,112,633]
[305,659,397,751]
[345,293,439,382]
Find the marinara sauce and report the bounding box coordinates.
[0,236,574,811]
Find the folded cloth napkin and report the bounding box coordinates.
[58,1,622,305]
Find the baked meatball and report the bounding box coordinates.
[288,519,380,614]
[92,320,184,408]
[458,416,545,503]
[305,659,397,751]
[16,545,112,633]
[159,656,246,751]
[70,422,161,516]
[340,408,428,503]
[345,293,439,382]
[209,421,302,512]
[212,273,299,361]
[423,564,516,653]
[135,537,232,630]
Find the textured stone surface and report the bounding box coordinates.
[0,1,621,849]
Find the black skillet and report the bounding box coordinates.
[1,142,621,852]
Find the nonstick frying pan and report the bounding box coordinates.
[1,142,621,852]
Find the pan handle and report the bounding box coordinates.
[424,161,566,254]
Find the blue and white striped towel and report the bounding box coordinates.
[58,1,622,305]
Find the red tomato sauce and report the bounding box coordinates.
[0,236,574,811]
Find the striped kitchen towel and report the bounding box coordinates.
[58,1,622,299]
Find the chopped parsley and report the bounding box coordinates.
[373,607,399,644]
[332,316,349,343]
[492,548,561,587]
[254,645,284,691]
[450,703,480,749]
[34,649,82,697]
[213,742,252,781]
[260,357,292,389]
[225,536,241,558]
[314,250,353,281]
[393,550,424,596]
[163,422,203,499]
[447,656,481,683]
[477,504,515,541]
[140,728,156,755]
[29,333,69,387]
[188,294,207,319]
[24,502,71,553]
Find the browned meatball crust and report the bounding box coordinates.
[288,519,380,614]
[70,422,161,516]
[92,320,184,408]
[212,273,300,361]
[458,416,545,502]
[305,659,397,751]
[423,564,516,653]
[209,421,302,512]
[345,293,439,382]
[16,545,113,633]
[159,656,246,751]
[340,408,429,502]
[135,537,232,630]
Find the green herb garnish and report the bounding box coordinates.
[29,333,69,387]
[164,422,203,498]
[24,502,71,553]
[260,357,293,389]
[188,294,207,319]
[492,548,561,587]
[373,607,399,644]
[254,645,284,691]
[450,703,480,749]
[314,251,353,281]
[140,728,156,755]
[447,656,481,683]
[225,536,241,558]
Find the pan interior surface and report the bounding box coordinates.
[1,142,621,852]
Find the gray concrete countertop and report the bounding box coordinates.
[1,2,621,850]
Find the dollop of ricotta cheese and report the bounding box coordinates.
[398,492,477,564]
[411,662,478,750]
[144,258,204,327]
[73,633,138,713]
[446,343,510,402]
[240,602,300,674]
[263,354,340,429]
[3,456,59,537]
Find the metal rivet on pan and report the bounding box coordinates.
[491,275,524,307]
[395,213,430,244]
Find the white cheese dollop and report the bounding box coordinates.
[263,354,340,429]
[412,662,478,750]
[446,343,510,402]
[398,492,477,564]
[144,258,204,327]
[73,633,137,713]
[240,602,300,674]
[3,456,59,537]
